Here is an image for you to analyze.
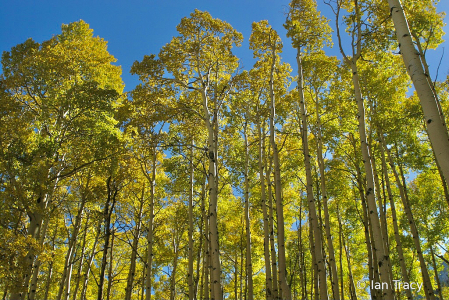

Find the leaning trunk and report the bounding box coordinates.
[387,0,449,182]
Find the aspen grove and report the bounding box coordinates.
[1,0,449,299]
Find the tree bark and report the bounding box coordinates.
[266,130,279,299]
[145,146,157,300]
[269,41,292,300]
[188,140,195,300]
[379,134,413,300]
[125,195,144,300]
[98,176,118,300]
[336,0,394,293]
[57,193,87,300]
[81,219,101,300]
[296,50,327,300]
[243,121,254,300]
[314,88,339,300]
[430,246,444,300]
[72,214,89,300]
[387,0,449,183]
[200,85,222,300]
[383,139,435,300]
[257,117,274,300]
[106,228,115,300]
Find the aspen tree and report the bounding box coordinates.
[1,21,123,299]
[304,51,341,300]
[378,133,413,300]
[285,0,335,297]
[387,0,449,183]
[250,20,293,300]
[257,115,274,299]
[188,140,195,300]
[131,11,242,298]
[383,138,435,300]
[332,0,395,296]
[125,188,145,300]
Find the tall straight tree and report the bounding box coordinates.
[250,20,293,300]
[285,1,335,298]
[332,0,395,297]
[131,10,242,299]
[0,20,124,299]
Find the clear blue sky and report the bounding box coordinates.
[1,0,448,92]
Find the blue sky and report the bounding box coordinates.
[1,0,448,92]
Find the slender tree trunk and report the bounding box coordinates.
[243,121,254,300]
[170,234,179,300]
[44,227,58,300]
[296,50,327,300]
[383,139,435,300]
[336,0,394,293]
[98,176,118,300]
[205,204,211,300]
[387,0,449,183]
[342,233,357,300]
[349,59,393,298]
[352,154,379,300]
[314,90,339,300]
[239,229,244,300]
[145,145,157,300]
[106,228,115,300]
[64,256,74,300]
[194,177,207,300]
[370,144,395,293]
[309,218,318,300]
[188,140,195,300]
[337,205,344,300]
[298,201,305,300]
[125,196,144,300]
[257,117,273,299]
[266,143,279,299]
[72,216,89,300]
[81,219,101,300]
[421,119,449,206]
[269,42,291,300]
[430,247,444,300]
[234,248,239,300]
[203,177,210,300]
[379,134,413,300]
[58,195,87,300]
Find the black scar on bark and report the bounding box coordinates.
[427,119,432,124]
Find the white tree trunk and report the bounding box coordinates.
[257,118,274,299]
[145,148,157,300]
[296,51,328,300]
[388,0,449,182]
[269,43,292,300]
[201,87,223,300]
[188,140,195,300]
[314,91,339,300]
[243,121,254,300]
